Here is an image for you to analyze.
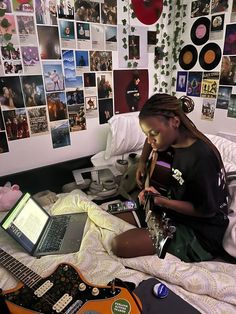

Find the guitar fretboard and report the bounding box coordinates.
[0,248,42,287]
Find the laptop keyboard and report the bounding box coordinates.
[38,215,70,252]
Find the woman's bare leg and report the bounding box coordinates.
[111,228,155,258]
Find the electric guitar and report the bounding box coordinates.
[131,0,163,25]
[0,249,142,314]
[144,150,176,259]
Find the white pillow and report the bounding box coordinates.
[104,113,146,160]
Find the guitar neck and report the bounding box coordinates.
[0,248,42,287]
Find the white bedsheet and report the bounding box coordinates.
[0,190,236,313]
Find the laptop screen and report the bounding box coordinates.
[1,193,50,253]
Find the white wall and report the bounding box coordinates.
[2,1,235,177]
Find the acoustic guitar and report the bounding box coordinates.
[0,248,142,313]
[131,0,163,25]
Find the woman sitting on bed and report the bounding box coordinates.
[111,93,230,262]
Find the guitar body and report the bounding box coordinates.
[131,0,163,25]
[3,263,142,314]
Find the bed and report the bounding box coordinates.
[1,114,236,313]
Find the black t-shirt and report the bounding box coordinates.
[150,139,229,256]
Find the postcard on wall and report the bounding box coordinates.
[66,89,84,106]
[211,0,229,14]
[90,50,112,71]
[62,50,76,85]
[27,107,49,135]
[21,46,41,74]
[0,0,12,13]
[35,0,57,25]
[113,69,148,114]
[231,0,236,23]
[67,104,86,132]
[59,20,76,49]
[0,76,24,110]
[98,98,113,124]
[176,71,188,92]
[85,96,98,119]
[216,86,232,109]
[201,72,219,98]
[227,94,236,118]
[83,72,96,95]
[57,0,74,20]
[0,59,3,76]
[1,46,20,61]
[37,25,61,59]
[223,24,236,55]
[101,0,117,25]
[118,25,148,68]
[0,131,9,154]
[50,120,71,149]
[76,22,91,50]
[105,26,117,51]
[65,75,83,91]
[219,56,236,85]
[75,0,100,23]
[210,14,224,40]
[187,72,203,97]
[91,24,105,50]
[43,61,64,92]
[47,92,67,121]
[97,72,113,99]
[12,0,33,13]
[201,98,216,121]
[0,14,19,45]
[16,15,37,45]
[3,108,30,140]
[191,0,210,17]
[21,75,46,107]
[75,50,90,74]
[2,58,23,75]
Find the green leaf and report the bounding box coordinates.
[154,87,158,92]
[123,28,127,34]
[122,37,127,43]
[1,18,11,28]
[123,44,127,49]
[0,8,6,17]
[160,24,164,29]
[131,12,136,19]
[159,88,163,92]
[3,33,12,41]
[122,19,127,26]
[166,71,170,76]
[133,62,138,68]
[131,26,135,32]
[127,62,132,68]
[123,6,127,12]
[124,55,128,61]
[6,42,14,51]
[161,70,165,74]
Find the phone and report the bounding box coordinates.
[107,200,138,214]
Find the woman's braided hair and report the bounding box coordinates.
[139,93,224,168]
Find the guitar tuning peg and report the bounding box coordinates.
[169,225,176,233]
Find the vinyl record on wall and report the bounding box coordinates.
[199,43,222,70]
[179,45,198,70]
[190,17,210,46]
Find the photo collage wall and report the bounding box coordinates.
[0,0,151,154]
[0,0,119,152]
[177,0,236,122]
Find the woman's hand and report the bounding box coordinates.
[136,160,146,188]
[138,186,161,205]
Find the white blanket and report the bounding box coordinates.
[1,190,236,313]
